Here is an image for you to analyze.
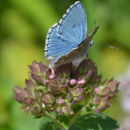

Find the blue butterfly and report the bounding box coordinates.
[45,1,99,67]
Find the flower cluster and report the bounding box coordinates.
[91,79,119,112]
[13,58,119,117]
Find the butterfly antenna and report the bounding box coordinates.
[84,25,99,44]
[88,25,99,39]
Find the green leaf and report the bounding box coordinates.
[69,113,119,130]
[40,122,61,130]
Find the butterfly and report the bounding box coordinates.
[45,1,99,67]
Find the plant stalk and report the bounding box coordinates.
[45,111,67,130]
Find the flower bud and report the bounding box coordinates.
[44,80,49,86]
[57,97,64,104]
[31,74,44,84]
[74,95,85,101]
[30,104,44,116]
[69,79,77,85]
[56,107,63,115]
[24,97,33,105]
[93,96,101,105]
[71,87,85,101]
[13,86,27,103]
[94,88,100,94]
[39,62,47,73]
[84,69,95,80]
[107,80,119,93]
[72,87,84,97]
[29,61,40,74]
[62,105,74,115]
[25,79,35,88]
[41,93,55,107]
[102,87,110,95]
[77,79,85,85]
[49,74,55,79]
[67,93,73,101]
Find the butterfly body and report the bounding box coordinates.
[44,1,98,67]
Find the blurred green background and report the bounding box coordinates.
[0,0,130,130]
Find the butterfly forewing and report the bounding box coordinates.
[57,1,87,44]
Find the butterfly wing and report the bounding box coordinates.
[45,1,87,66]
[57,1,87,44]
[45,24,77,64]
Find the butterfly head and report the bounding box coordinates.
[89,40,94,48]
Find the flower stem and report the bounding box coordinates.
[45,111,67,130]
[69,94,91,126]
[69,106,85,126]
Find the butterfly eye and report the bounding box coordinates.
[89,40,94,47]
